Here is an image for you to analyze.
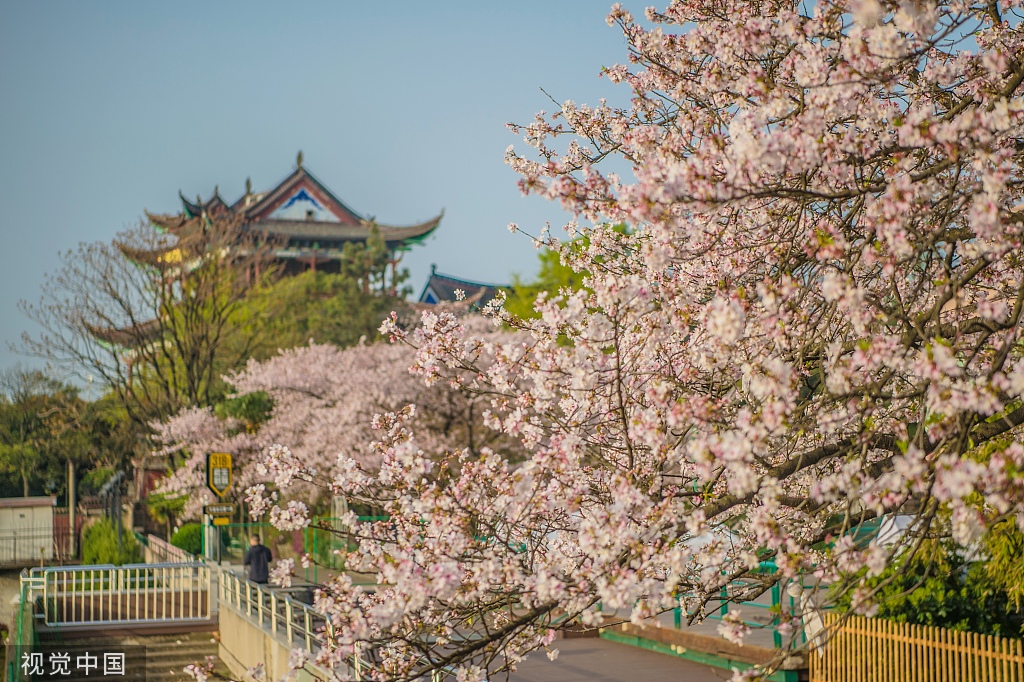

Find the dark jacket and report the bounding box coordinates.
[243,543,272,583]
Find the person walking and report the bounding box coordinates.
[243,535,272,584]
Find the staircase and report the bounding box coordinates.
[36,632,233,682]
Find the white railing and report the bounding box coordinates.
[218,570,388,680]
[145,534,197,563]
[219,570,326,653]
[26,563,212,626]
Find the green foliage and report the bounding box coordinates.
[214,391,274,432]
[79,466,116,495]
[503,244,588,320]
[81,519,142,565]
[78,395,144,474]
[837,539,1024,637]
[0,367,91,497]
[146,492,187,538]
[170,523,203,556]
[341,224,408,296]
[246,269,400,357]
[981,519,1024,610]
[0,368,143,500]
[0,444,39,497]
[239,224,409,360]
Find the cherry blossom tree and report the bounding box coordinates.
[255,2,1024,679]
[154,312,520,519]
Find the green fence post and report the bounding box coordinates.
[304,523,311,582]
[771,581,782,648]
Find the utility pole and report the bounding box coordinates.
[116,483,123,546]
[68,460,76,560]
[73,373,90,562]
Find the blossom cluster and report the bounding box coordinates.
[153,317,520,518]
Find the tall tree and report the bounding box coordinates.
[0,367,87,496]
[0,443,37,497]
[341,224,410,297]
[245,269,399,357]
[21,216,278,426]
[250,3,1024,680]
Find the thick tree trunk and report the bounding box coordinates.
[22,473,29,497]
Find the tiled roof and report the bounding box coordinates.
[0,497,55,508]
[252,215,441,245]
[85,318,163,348]
[418,266,508,306]
[179,190,229,219]
[145,211,191,232]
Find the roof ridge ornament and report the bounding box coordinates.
[296,150,304,168]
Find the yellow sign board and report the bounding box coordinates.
[206,452,233,498]
[212,516,230,526]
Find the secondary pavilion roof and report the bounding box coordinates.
[418,265,508,307]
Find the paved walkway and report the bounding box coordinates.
[510,638,729,682]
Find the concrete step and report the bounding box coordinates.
[142,650,218,663]
[34,631,229,681]
[145,661,234,681]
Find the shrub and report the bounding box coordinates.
[838,539,1024,638]
[81,519,142,566]
[170,523,203,556]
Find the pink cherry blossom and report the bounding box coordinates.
[153,316,523,518]
[270,558,296,588]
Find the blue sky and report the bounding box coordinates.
[0,1,630,374]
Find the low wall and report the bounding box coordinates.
[600,621,804,682]
[218,601,329,682]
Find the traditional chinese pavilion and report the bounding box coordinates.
[145,153,442,276]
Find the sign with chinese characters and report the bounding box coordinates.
[206,452,233,498]
[203,503,236,517]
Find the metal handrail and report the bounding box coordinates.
[25,562,212,627]
[218,569,382,679]
[219,570,326,652]
[146,534,198,563]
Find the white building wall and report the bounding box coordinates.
[0,499,55,564]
